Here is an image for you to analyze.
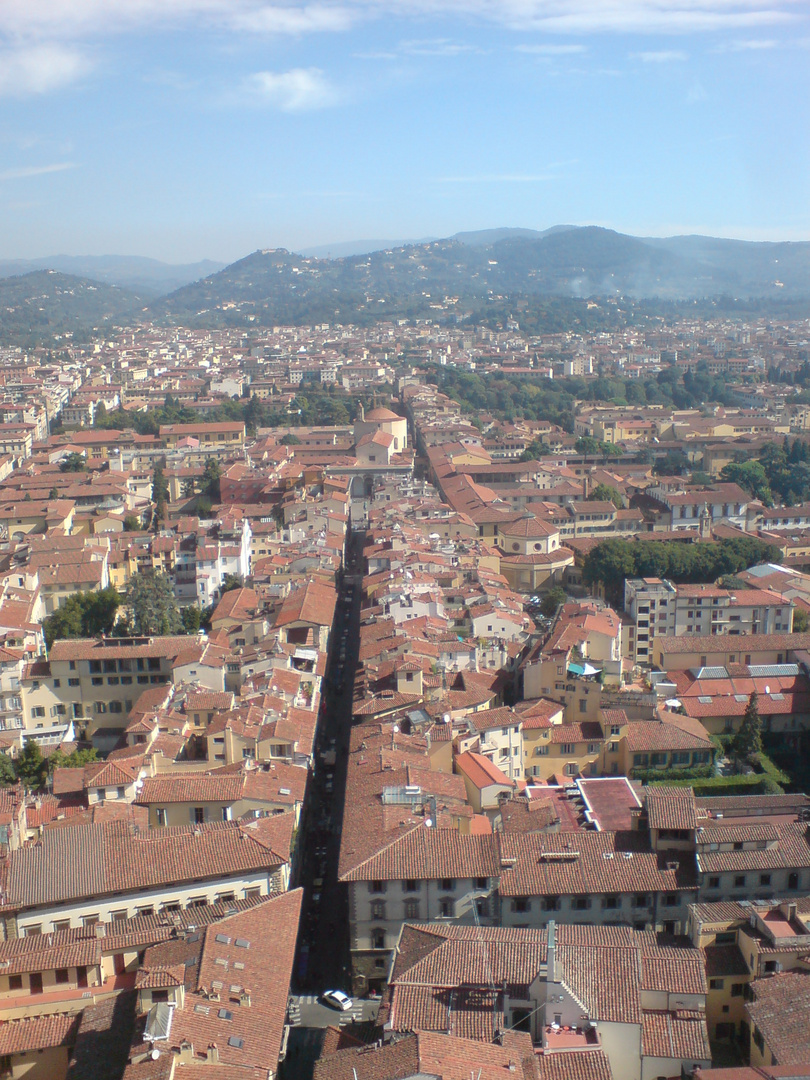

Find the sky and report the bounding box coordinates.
[0,0,808,263]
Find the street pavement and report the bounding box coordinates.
[288,994,381,1028]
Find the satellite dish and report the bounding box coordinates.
[151,1049,160,1061]
[764,685,770,695]
[425,818,433,828]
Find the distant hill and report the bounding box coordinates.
[150,226,810,330]
[0,270,144,344]
[0,255,224,297]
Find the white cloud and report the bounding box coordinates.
[437,173,558,182]
[0,0,800,39]
[515,43,586,54]
[718,36,779,49]
[0,162,76,180]
[632,49,688,62]
[399,37,480,55]
[0,44,88,96]
[0,1,357,37]
[245,67,337,110]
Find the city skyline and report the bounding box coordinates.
[0,0,808,262]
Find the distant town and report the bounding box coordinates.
[0,308,808,1080]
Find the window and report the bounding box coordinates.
[475,878,488,889]
[8,975,22,991]
[68,678,80,687]
[439,899,452,917]
[55,968,69,984]
[731,983,744,997]
[440,879,455,891]
[709,978,724,990]
[664,894,677,907]
[370,901,385,919]
[543,896,560,912]
[573,897,590,911]
[602,895,619,910]
[760,873,772,887]
[156,808,167,826]
[734,875,746,888]
[404,880,418,892]
[371,929,385,950]
[633,894,649,908]
[512,898,529,913]
[561,743,575,754]
[370,881,386,894]
[708,876,720,889]
[404,899,420,919]
[789,873,799,890]
[194,808,205,824]
[715,931,736,945]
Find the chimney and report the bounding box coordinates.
[547,919,556,984]
[207,1044,219,1063]
[240,990,251,1008]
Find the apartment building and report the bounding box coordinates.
[21,636,228,748]
[625,578,793,666]
[2,813,294,937]
[383,920,711,1080]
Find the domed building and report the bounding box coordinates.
[353,404,408,452]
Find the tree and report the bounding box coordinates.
[582,539,637,605]
[59,452,86,473]
[539,586,567,618]
[15,741,47,790]
[221,574,241,594]
[181,477,197,498]
[125,570,183,635]
[47,747,98,776]
[42,587,122,648]
[575,436,622,458]
[720,460,773,506]
[202,458,221,502]
[0,753,16,786]
[280,432,301,445]
[794,607,809,633]
[151,462,169,505]
[181,606,202,634]
[732,693,763,766]
[591,483,624,508]
[49,486,59,500]
[123,514,141,532]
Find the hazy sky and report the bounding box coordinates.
[1,0,808,262]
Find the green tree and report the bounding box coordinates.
[125,570,183,635]
[181,477,197,498]
[591,483,624,508]
[42,587,121,648]
[152,461,169,505]
[123,514,141,532]
[720,460,773,506]
[582,539,637,605]
[221,574,241,594]
[202,458,221,501]
[794,607,809,633]
[49,486,59,500]
[0,753,16,786]
[181,606,202,634]
[59,452,86,473]
[575,436,623,457]
[539,586,567,618]
[280,432,301,445]
[15,742,47,790]
[732,692,763,766]
[47,747,98,776]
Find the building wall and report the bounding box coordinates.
[13,867,281,936]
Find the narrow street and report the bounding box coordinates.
[282,526,371,1080]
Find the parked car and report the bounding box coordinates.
[322,989,353,1011]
